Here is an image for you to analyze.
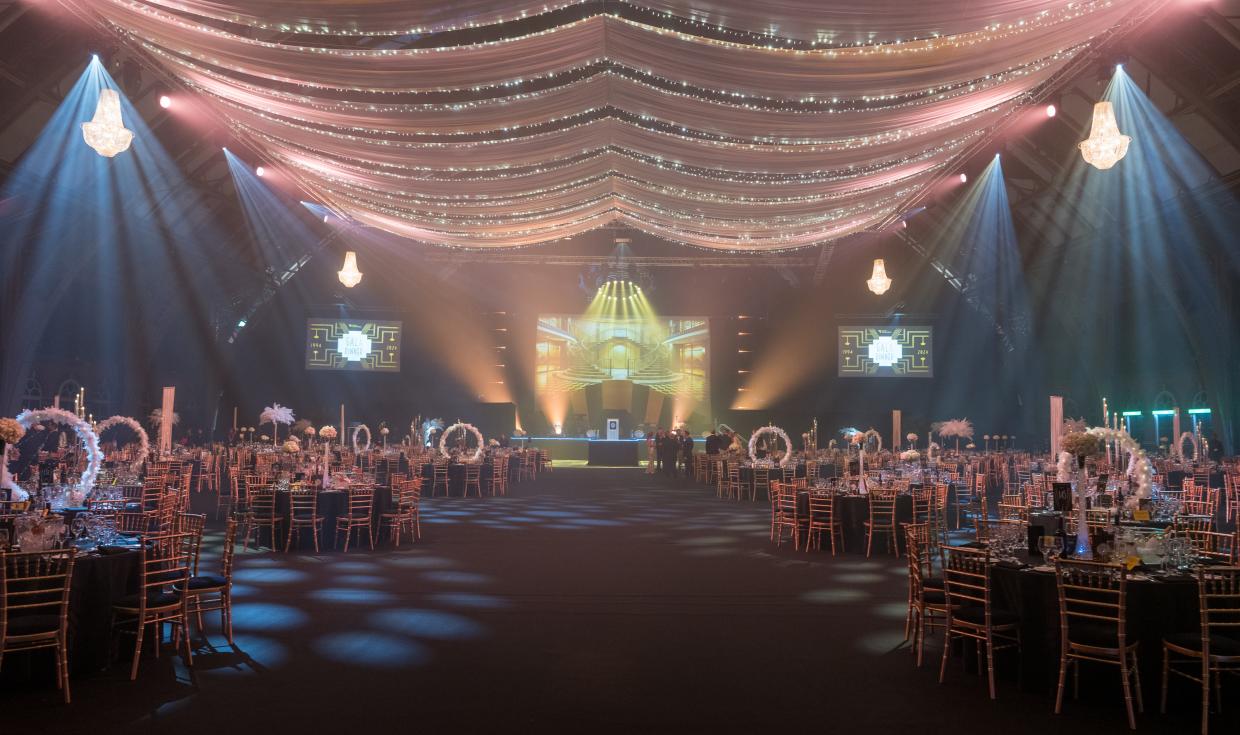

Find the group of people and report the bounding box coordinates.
[645,428,695,477]
[645,427,745,478]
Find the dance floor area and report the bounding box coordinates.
[3,468,1230,734]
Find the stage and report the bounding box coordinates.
[527,437,707,466]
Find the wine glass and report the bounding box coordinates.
[1039,535,1062,564]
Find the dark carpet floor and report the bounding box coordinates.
[4,468,1233,733]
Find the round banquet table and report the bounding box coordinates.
[793,491,914,553]
[988,557,1202,697]
[419,456,521,497]
[275,485,394,551]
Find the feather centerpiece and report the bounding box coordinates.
[935,418,974,451]
[260,403,295,445]
[147,408,180,428]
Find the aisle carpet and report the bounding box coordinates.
[4,468,1231,734]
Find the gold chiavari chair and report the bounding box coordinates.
[1175,528,1237,563]
[336,486,375,552]
[806,489,842,555]
[488,457,506,496]
[954,475,976,531]
[693,453,708,483]
[285,487,324,552]
[116,511,155,534]
[1053,559,1142,729]
[905,523,947,668]
[431,461,451,497]
[462,463,482,499]
[752,466,771,503]
[1176,513,1215,536]
[932,482,951,546]
[182,517,237,644]
[1160,565,1240,735]
[215,464,240,520]
[771,483,802,549]
[380,479,421,547]
[242,485,280,551]
[806,460,820,484]
[539,447,553,474]
[939,545,1021,699]
[998,492,1029,522]
[725,463,743,502]
[177,513,206,569]
[1,548,76,702]
[519,452,534,482]
[111,532,194,679]
[865,491,899,558]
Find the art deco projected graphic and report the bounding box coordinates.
[838,326,933,377]
[306,320,402,371]
[536,315,708,399]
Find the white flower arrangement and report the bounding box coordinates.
[440,422,485,462]
[95,415,151,472]
[15,408,103,492]
[319,425,338,440]
[900,449,920,462]
[749,425,793,468]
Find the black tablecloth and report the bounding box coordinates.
[587,441,639,466]
[275,486,395,551]
[990,562,1200,695]
[70,549,141,672]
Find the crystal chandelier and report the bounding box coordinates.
[338,251,363,288]
[866,259,892,295]
[1078,101,1131,170]
[81,89,134,158]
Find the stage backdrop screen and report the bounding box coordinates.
[306,319,402,372]
[838,326,933,377]
[536,315,709,400]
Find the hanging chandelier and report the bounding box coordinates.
[1078,101,1131,170]
[338,251,363,288]
[866,259,892,295]
[81,89,134,158]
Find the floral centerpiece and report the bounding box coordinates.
[905,432,918,449]
[900,449,920,462]
[282,439,301,454]
[260,403,295,446]
[1062,431,1103,558]
[319,425,338,443]
[0,417,26,499]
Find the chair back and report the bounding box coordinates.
[249,485,277,518]
[807,490,836,523]
[868,492,897,525]
[135,532,193,610]
[289,487,319,517]
[1054,559,1128,647]
[347,486,375,519]
[940,545,995,612]
[1,549,76,639]
[176,513,207,572]
[1196,566,1240,658]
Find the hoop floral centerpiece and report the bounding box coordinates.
[95,415,151,472]
[352,424,372,453]
[748,425,793,468]
[16,408,103,494]
[1176,431,1199,463]
[861,429,882,456]
[440,422,484,462]
[1087,426,1153,502]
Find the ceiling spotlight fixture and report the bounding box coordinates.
[255,165,266,177]
[159,94,172,109]
[1078,100,1131,170]
[958,173,968,184]
[1045,103,1056,118]
[866,258,892,295]
[338,250,362,288]
[81,88,134,158]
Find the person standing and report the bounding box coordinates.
[645,431,657,474]
[680,430,695,477]
[661,430,678,477]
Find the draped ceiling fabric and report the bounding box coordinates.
[64,0,1163,250]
